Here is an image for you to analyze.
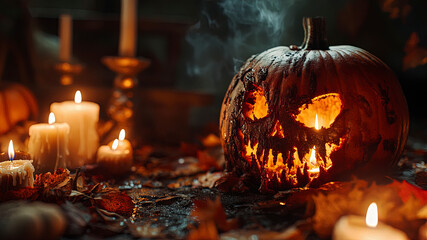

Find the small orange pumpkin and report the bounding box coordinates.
[0,83,38,134]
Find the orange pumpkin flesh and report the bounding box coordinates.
[219,18,409,192]
[0,83,38,134]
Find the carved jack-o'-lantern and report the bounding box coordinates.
[219,18,409,192]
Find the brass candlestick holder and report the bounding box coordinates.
[54,61,84,86]
[102,56,150,143]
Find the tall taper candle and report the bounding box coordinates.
[59,14,72,61]
[119,0,137,57]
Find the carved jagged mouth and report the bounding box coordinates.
[243,138,344,186]
[239,92,345,187]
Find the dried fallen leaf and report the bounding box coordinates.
[155,195,181,205]
[389,180,427,204]
[197,150,221,171]
[188,220,218,240]
[214,172,250,193]
[201,133,221,148]
[0,186,39,201]
[34,168,71,189]
[94,191,135,217]
[191,196,238,232]
[194,172,224,188]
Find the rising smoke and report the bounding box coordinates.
[184,0,296,93]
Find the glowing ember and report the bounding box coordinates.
[74,90,82,104]
[119,129,126,141]
[8,140,14,161]
[366,202,378,228]
[48,112,55,124]
[112,139,119,151]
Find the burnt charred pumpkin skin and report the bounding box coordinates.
[219,18,409,192]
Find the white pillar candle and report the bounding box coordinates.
[0,140,34,191]
[97,136,133,175]
[59,14,72,62]
[50,91,99,169]
[333,202,408,240]
[28,113,70,173]
[119,0,137,57]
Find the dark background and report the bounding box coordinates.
[0,0,426,144]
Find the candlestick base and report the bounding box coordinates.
[102,56,150,144]
[54,61,84,86]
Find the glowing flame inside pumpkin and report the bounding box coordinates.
[295,93,341,129]
[308,114,320,173]
[242,92,345,186]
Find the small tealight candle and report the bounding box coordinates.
[0,140,35,191]
[97,137,133,175]
[333,202,409,240]
[28,113,70,173]
[51,90,99,168]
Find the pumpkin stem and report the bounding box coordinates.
[301,17,329,50]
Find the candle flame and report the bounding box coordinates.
[119,129,125,141]
[112,139,119,150]
[366,202,378,228]
[309,114,319,166]
[48,112,55,124]
[315,114,319,130]
[8,140,14,161]
[74,90,82,103]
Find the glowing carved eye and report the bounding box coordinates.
[243,85,269,120]
[295,93,342,128]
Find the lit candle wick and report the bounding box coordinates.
[119,129,125,141]
[8,140,15,162]
[48,112,55,125]
[74,90,82,104]
[112,139,119,151]
[366,202,378,228]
